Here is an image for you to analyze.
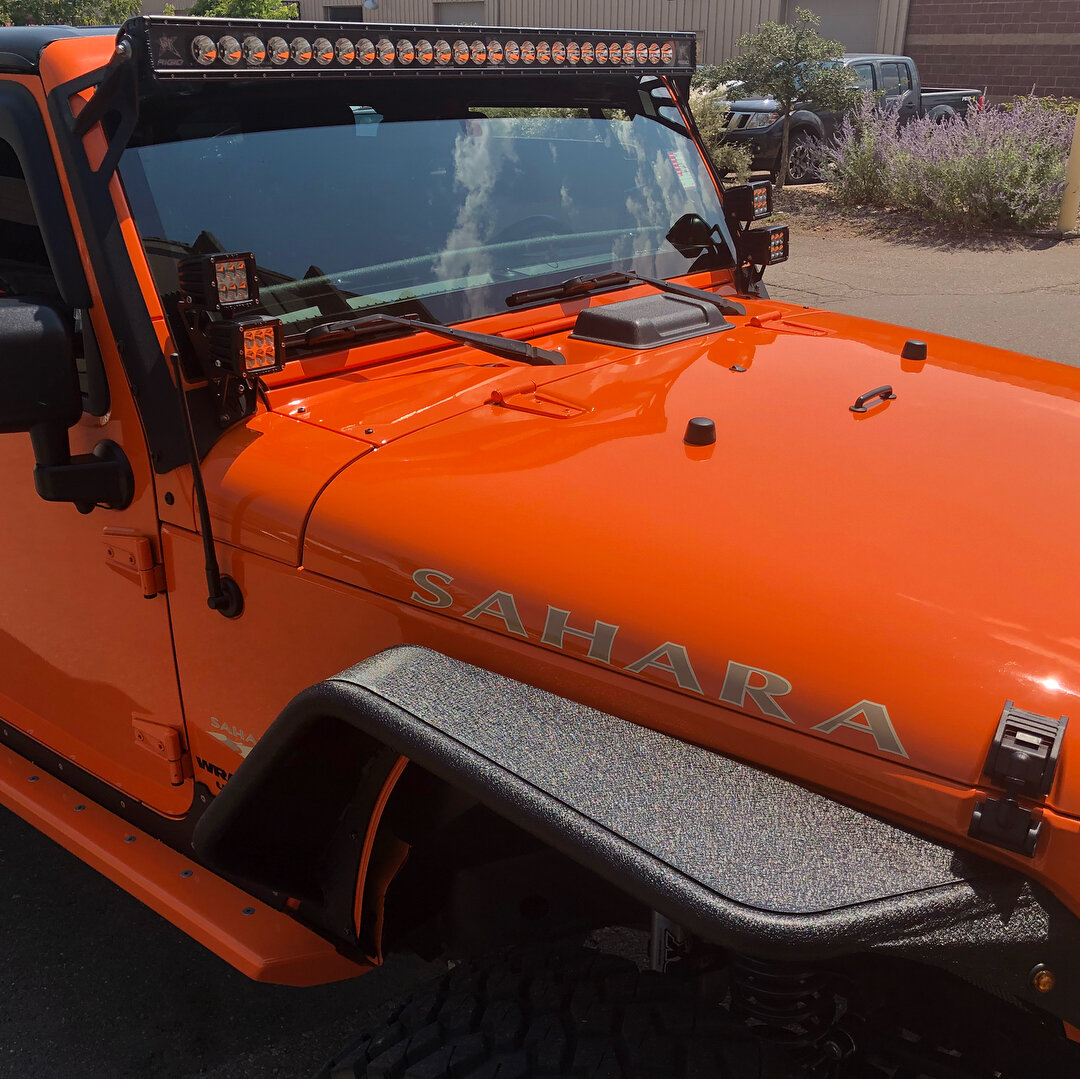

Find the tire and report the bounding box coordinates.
[783,132,821,186]
[318,946,774,1078]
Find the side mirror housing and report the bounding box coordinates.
[0,297,81,439]
[0,297,132,513]
[666,213,718,259]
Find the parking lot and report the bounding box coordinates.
[2,220,1078,1078]
[769,195,1080,367]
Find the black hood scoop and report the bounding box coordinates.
[569,292,733,349]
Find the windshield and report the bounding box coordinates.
[120,76,731,332]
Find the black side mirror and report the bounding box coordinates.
[0,297,80,437]
[0,297,132,513]
[665,213,718,259]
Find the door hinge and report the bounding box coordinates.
[968,701,1067,857]
[132,717,190,786]
[104,528,166,598]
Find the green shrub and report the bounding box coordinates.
[691,65,729,94]
[825,94,1073,231]
[688,88,753,184]
[1001,95,1078,117]
[709,142,754,184]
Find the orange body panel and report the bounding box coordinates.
[3,29,1080,991]
[300,302,1080,814]
[0,739,367,985]
[161,516,1080,919]
[0,59,191,817]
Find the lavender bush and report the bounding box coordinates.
[825,94,1074,231]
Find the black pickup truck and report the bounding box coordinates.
[720,53,984,183]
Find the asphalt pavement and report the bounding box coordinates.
[3,219,1079,1078]
[0,808,437,1078]
[768,200,1080,367]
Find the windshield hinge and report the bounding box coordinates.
[968,701,1067,857]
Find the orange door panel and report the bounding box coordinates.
[0,396,191,817]
[0,71,190,816]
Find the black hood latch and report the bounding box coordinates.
[969,701,1067,857]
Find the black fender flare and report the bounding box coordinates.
[787,110,825,140]
[194,646,1080,1021]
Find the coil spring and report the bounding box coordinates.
[729,955,838,1050]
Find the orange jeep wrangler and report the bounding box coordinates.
[1,16,1079,1078]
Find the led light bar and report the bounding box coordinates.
[125,17,695,79]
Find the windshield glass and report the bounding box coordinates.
[120,76,730,331]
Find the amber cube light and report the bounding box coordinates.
[742,225,790,266]
[724,181,773,223]
[178,252,260,313]
[206,316,285,377]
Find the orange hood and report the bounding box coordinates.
[268,305,1080,814]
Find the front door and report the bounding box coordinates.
[0,85,190,816]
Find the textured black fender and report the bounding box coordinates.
[194,646,1080,1021]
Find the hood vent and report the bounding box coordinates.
[570,292,733,350]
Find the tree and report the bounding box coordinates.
[719,7,857,189]
[188,0,296,17]
[0,0,139,25]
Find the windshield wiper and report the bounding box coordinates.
[295,312,565,366]
[505,272,636,308]
[506,270,746,318]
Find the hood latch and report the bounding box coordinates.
[968,701,1067,857]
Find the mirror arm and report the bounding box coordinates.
[29,421,72,469]
[29,420,134,515]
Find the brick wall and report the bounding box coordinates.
[904,0,1080,100]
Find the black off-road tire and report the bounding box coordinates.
[318,946,775,1078]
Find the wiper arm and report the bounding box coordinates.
[506,272,635,308]
[296,312,565,366]
[629,271,747,318]
[506,270,746,317]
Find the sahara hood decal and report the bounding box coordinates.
[411,567,908,757]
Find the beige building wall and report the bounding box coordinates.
[874,0,910,55]
[288,0,909,65]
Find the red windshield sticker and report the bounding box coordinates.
[667,149,697,190]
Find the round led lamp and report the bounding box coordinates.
[191,34,217,65]
[290,37,312,65]
[268,36,290,65]
[242,36,265,65]
[218,35,241,66]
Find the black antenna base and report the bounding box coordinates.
[207,575,244,618]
